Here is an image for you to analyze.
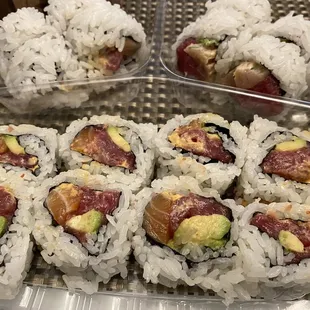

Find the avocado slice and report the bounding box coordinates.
[0,216,8,238]
[170,214,231,251]
[107,126,131,152]
[275,138,307,152]
[279,230,304,253]
[66,209,103,235]
[198,38,220,48]
[3,135,25,155]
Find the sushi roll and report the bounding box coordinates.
[0,176,34,299]
[238,200,310,297]
[173,0,271,82]
[252,12,310,61]
[132,175,244,289]
[0,8,86,103]
[45,0,147,77]
[0,124,57,184]
[155,113,247,194]
[240,116,310,204]
[216,30,308,99]
[32,170,136,292]
[59,115,157,192]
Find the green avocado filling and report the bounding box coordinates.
[274,138,307,152]
[107,126,131,152]
[168,214,231,251]
[66,209,103,234]
[279,230,304,253]
[3,136,25,155]
[198,38,220,48]
[0,216,8,238]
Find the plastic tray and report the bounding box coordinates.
[0,0,157,113]
[1,0,310,309]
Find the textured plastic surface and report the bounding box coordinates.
[1,0,310,309]
[2,286,310,310]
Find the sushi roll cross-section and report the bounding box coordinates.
[0,177,34,299]
[0,124,57,184]
[250,211,310,264]
[70,125,136,171]
[33,170,136,293]
[168,119,235,164]
[241,116,310,203]
[261,138,310,184]
[156,113,247,194]
[60,115,157,192]
[143,191,232,254]
[132,175,244,292]
[46,183,121,244]
[0,135,38,172]
[176,38,219,82]
[238,201,310,296]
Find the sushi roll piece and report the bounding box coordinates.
[32,170,136,293]
[0,8,87,104]
[238,200,310,297]
[240,116,310,204]
[155,113,247,194]
[59,115,157,192]
[0,176,34,299]
[132,175,244,291]
[252,12,310,61]
[45,0,147,77]
[216,30,308,100]
[0,124,57,184]
[172,0,271,82]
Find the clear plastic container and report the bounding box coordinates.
[1,0,310,309]
[0,0,157,113]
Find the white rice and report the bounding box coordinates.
[0,175,34,299]
[59,115,157,192]
[240,115,310,204]
[32,169,136,293]
[238,200,310,298]
[215,30,308,98]
[132,175,245,295]
[0,8,57,51]
[172,0,271,51]
[252,12,310,61]
[0,124,58,185]
[0,31,86,101]
[155,113,248,194]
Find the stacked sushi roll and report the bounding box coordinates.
[173,0,309,107]
[59,115,157,192]
[173,0,271,83]
[238,200,310,297]
[0,176,34,299]
[32,169,136,292]
[240,116,310,204]
[46,0,147,77]
[132,175,245,292]
[216,30,308,99]
[155,113,247,194]
[0,124,58,184]
[0,0,148,109]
